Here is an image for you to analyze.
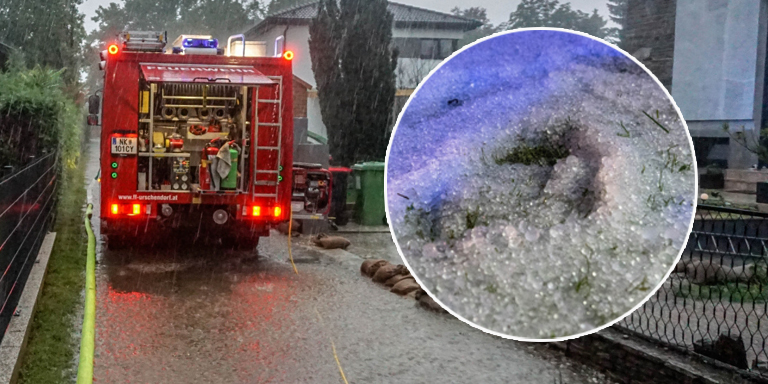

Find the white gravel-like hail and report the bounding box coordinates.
[387,37,696,339]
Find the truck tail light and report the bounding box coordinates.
[245,206,281,218]
[283,50,294,61]
[108,44,119,55]
[110,203,147,216]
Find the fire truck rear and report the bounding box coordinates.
[96,31,293,248]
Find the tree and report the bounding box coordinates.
[506,0,613,40]
[451,7,498,48]
[0,0,86,85]
[266,0,308,15]
[607,0,628,47]
[309,0,398,166]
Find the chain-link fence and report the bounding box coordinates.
[617,204,768,371]
[0,152,58,342]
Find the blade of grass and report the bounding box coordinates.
[643,111,670,133]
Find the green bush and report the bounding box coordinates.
[0,66,83,168]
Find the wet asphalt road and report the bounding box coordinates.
[85,134,613,383]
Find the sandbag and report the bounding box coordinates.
[391,277,421,295]
[685,260,753,285]
[384,273,412,287]
[673,259,688,273]
[364,260,388,277]
[276,220,301,236]
[418,293,447,313]
[311,233,351,250]
[373,264,405,284]
[361,259,387,276]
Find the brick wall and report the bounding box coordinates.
[624,0,677,89]
[293,76,310,118]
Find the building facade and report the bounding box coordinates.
[243,2,480,140]
[627,0,768,170]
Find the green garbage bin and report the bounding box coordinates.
[351,162,386,226]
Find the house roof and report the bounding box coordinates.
[245,1,482,37]
[293,75,312,90]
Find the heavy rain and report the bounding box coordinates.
[1,0,758,383]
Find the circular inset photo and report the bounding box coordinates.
[385,29,697,341]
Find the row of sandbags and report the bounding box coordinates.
[360,259,446,313]
[673,258,768,285]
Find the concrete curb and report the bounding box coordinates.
[0,232,57,384]
[334,224,391,233]
[552,328,768,384]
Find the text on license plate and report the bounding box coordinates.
[111,136,137,154]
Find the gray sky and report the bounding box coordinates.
[79,0,612,32]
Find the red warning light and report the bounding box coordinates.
[108,44,119,55]
[283,50,294,61]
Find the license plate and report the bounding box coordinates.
[111,136,137,154]
[291,201,304,212]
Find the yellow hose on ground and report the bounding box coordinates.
[287,209,346,383]
[315,307,349,384]
[76,204,96,384]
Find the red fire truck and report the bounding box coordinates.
[95,31,293,249]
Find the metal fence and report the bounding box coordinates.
[617,204,768,371]
[0,153,58,341]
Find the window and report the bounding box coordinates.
[392,38,420,58]
[439,39,455,59]
[392,38,458,60]
[420,39,438,60]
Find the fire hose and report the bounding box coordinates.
[286,210,348,384]
[76,204,96,384]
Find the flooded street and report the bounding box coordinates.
[83,134,612,383]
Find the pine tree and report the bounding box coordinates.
[607,0,628,46]
[309,0,398,166]
[506,0,613,40]
[309,0,344,160]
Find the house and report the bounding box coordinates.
[625,0,767,180]
[243,1,481,139]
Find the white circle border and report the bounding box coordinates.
[383,27,699,342]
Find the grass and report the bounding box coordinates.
[18,152,87,383]
[404,204,439,241]
[673,281,768,303]
[642,110,670,133]
[574,255,592,296]
[617,122,631,138]
[465,207,481,230]
[492,136,570,167]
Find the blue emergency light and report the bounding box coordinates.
[183,38,218,49]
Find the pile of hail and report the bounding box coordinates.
[387,44,696,339]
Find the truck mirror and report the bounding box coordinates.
[88,94,100,115]
[87,114,99,126]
